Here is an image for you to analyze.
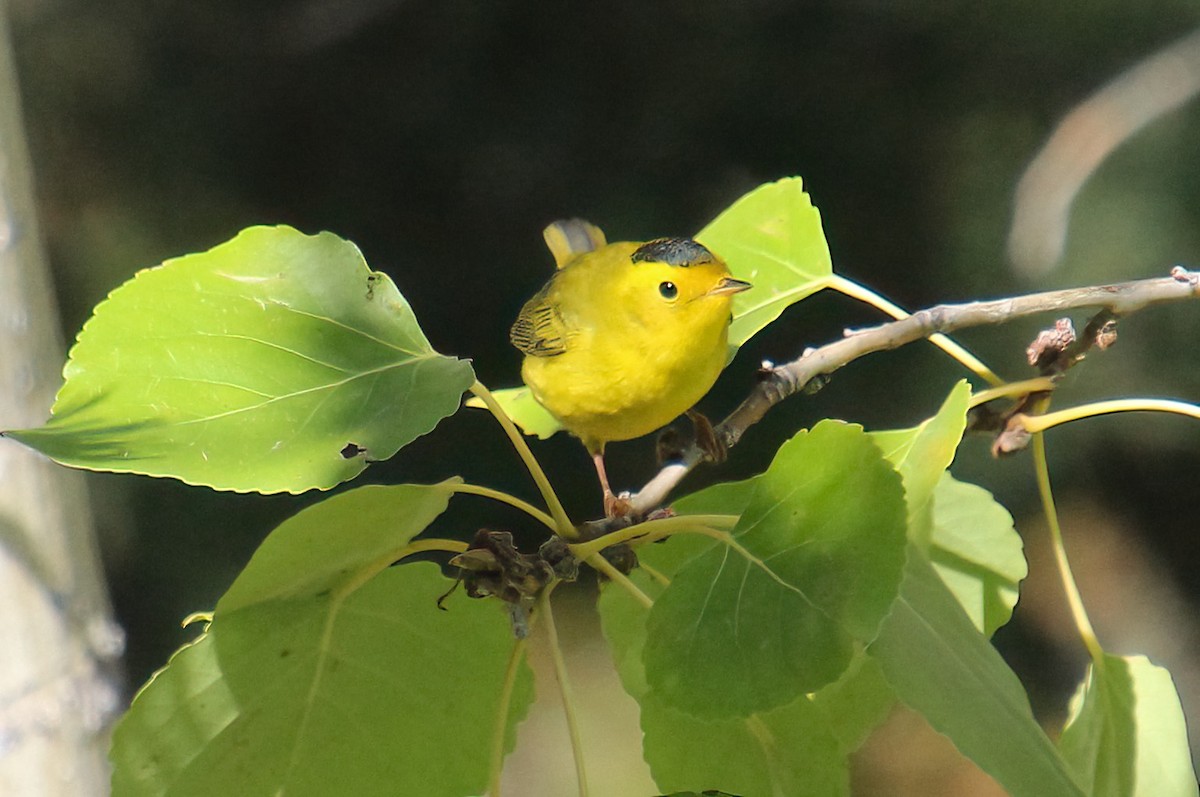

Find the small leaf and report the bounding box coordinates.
[869,551,1085,797]
[643,421,908,718]
[110,483,534,797]
[870,380,970,548]
[1059,654,1199,797]
[696,176,833,347]
[929,473,1026,635]
[8,226,475,493]
[464,385,564,439]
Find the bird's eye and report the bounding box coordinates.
[659,281,678,300]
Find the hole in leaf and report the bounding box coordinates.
[341,442,367,459]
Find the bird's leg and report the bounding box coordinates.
[686,409,728,464]
[592,451,632,518]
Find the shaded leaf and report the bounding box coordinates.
[599,510,890,797]
[8,226,474,493]
[869,551,1085,797]
[641,690,847,797]
[464,385,564,439]
[110,483,533,797]
[696,176,833,347]
[1059,654,1199,797]
[643,421,907,719]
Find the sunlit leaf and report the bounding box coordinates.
[869,551,1085,797]
[870,380,970,548]
[929,474,1025,635]
[110,483,533,797]
[642,421,907,719]
[696,176,833,347]
[7,226,475,493]
[1059,654,1199,797]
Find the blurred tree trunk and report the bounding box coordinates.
[0,5,121,795]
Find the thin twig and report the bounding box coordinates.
[629,267,1200,514]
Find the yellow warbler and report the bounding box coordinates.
[510,219,750,516]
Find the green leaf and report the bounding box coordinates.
[1059,654,1199,797]
[464,385,564,439]
[643,421,908,719]
[110,483,534,797]
[929,473,1026,635]
[641,691,848,797]
[868,551,1085,797]
[865,382,1025,635]
[870,380,970,548]
[8,226,475,493]
[598,511,891,797]
[696,176,833,347]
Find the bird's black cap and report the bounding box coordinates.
[631,238,715,267]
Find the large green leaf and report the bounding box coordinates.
[110,483,534,797]
[598,507,892,797]
[642,421,908,719]
[7,226,475,493]
[868,551,1085,797]
[696,176,833,347]
[475,177,833,439]
[1059,654,1199,797]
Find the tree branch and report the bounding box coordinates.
[628,266,1200,515]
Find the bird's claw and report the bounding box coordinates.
[603,490,634,519]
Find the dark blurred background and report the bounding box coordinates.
[8,0,1200,789]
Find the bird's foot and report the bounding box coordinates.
[603,490,634,519]
[687,409,727,464]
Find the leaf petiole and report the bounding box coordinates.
[539,582,590,797]
[469,381,576,539]
[1031,404,1104,663]
[968,377,1058,408]
[568,513,738,560]
[1018,398,1200,432]
[487,636,529,797]
[828,274,1004,386]
[450,482,558,532]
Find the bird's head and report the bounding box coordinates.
[619,237,751,330]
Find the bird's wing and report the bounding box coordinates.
[510,278,569,357]
[543,219,606,268]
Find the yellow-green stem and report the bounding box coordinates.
[487,636,529,797]
[744,715,787,797]
[1021,398,1200,433]
[340,538,469,599]
[568,513,738,560]
[1032,430,1105,663]
[968,377,1058,408]
[470,381,576,539]
[829,275,1004,386]
[539,583,589,797]
[585,553,654,610]
[452,483,558,532]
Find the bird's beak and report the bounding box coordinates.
[708,277,753,296]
